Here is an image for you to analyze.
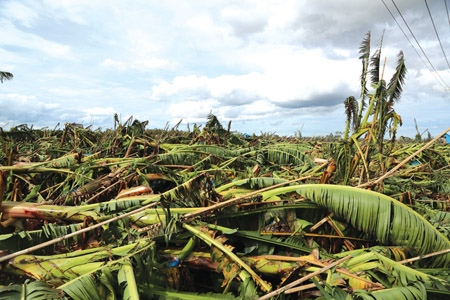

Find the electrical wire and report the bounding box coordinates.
[380,0,450,90]
[445,0,450,26]
[424,0,450,68]
[380,0,444,89]
[390,0,450,89]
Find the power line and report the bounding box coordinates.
[380,0,444,88]
[390,0,450,89]
[424,0,450,68]
[380,0,450,90]
[446,0,450,26]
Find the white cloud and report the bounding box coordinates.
[152,47,360,111]
[0,20,72,59]
[168,99,218,123]
[44,103,60,109]
[100,59,128,71]
[48,87,98,97]
[0,93,62,127]
[83,106,116,117]
[241,100,276,116]
[0,0,449,136]
[124,29,167,56]
[40,0,98,25]
[153,75,211,101]
[1,1,39,28]
[221,7,267,37]
[131,58,172,71]
[80,107,117,127]
[101,57,173,72]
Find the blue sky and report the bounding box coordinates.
[0,0,449,137]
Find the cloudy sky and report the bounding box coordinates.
[0,0,449,137]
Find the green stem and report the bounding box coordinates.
[120,260,140,300]
[343,118,350,140]
[183,223,272,293]
[361,82,382,129]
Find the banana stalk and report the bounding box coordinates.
[1,202,99,222]
[4,240,153,284]
[183,224,272,293]
[118,260,140,300]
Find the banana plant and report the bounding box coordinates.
[335,32,407,185]
[1,88,449,300]
[261,184,450,267]
[0,71,13,83]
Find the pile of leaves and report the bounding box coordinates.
[0,113,449,300]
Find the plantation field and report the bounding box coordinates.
[1,32,450,300]
[0,115,449,300]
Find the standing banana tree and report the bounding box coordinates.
[357,32,406,145]
[336,32,407,185]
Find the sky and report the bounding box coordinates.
[0,0,449,137]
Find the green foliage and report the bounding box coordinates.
[60,274,102,300]
[1,98,449,300]
[355,282,426,300]
[294,184,450,267]
[0,71,13,83]
[0,280,62,300]
[205,113,225,136]
[118,260,139,300]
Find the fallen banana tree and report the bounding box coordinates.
[1,113,450,299]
